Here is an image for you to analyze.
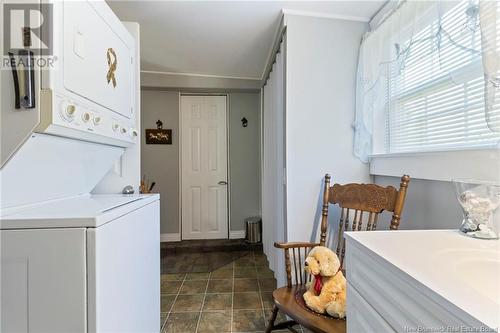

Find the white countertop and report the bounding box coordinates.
[345,230,500,329]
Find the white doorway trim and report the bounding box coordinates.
[179,94,230,240]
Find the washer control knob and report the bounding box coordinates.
[112,123,120,132]
[93,116,102,125]
[130,129,138,138]
[82,112,92,123]
[121,127,127,134]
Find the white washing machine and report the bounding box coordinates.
[0,134,160,333]
[0,194,160,332]
[1,2,159,331]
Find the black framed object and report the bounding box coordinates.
[145,129,172,144]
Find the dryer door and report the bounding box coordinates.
[62,1,135,120]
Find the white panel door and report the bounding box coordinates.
[181,96,228,239]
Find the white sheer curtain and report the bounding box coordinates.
[354,0,500,162]
[262,41,286,287]
[480,0,500,132]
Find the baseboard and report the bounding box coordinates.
[162,231,245,241]
[229,230,246,239]
[160,233,181,242]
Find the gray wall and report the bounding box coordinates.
[375,176,500,232]
[141,89,261,235]
[141,90,180,234]
[229,93,261,231]
[374,176,462,230]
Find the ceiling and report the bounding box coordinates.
[108,1,386,80]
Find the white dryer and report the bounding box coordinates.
[1,194,160,333]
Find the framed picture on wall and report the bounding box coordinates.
[146,120,172,144]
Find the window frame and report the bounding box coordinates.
[368,1,500,182]
[370,147,500,181]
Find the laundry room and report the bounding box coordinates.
[1,1,499,333]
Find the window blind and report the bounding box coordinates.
[385,0,500,154]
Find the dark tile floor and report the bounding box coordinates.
[160,250,308,333]
[161,251,249,274]
[161,239,263,254]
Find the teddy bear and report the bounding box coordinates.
[302,246,347,319]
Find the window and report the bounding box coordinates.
[385,1,500,154]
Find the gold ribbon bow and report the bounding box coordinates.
[106,48,117,88]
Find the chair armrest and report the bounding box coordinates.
[273,242,320,249]
[273,242,320,287]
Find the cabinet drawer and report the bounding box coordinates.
[347,282,395,333]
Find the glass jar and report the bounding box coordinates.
[453,179,500,239]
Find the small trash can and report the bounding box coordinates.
[245,217,262,244]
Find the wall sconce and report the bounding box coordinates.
[241,117,248,127]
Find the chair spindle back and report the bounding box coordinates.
[279,174,410,287]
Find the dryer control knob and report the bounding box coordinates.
[121,127,127,134]
[82,112,92,123]
[65,105,76,117]
[61,103,76,121]
[112,123,120,132]
[130,129,138,138]
[93,116,102,125]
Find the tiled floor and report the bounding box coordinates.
[161,239,262,254]
[161,251,249,274]
[160,251,306,333]
[160,239,263,274]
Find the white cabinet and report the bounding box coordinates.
[346,282,395,333]
[345,230,498,332]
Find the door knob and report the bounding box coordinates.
[218,181,228,185]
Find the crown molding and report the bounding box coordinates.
[261,13,285,80]
[281,8,371,23]
[141,70,261,81]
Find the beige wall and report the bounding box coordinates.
[141,90,261,236]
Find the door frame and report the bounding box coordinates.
[178,93,230,240]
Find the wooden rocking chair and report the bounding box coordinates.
[265,174,410,333]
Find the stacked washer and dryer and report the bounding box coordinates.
[0,1,160,332]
